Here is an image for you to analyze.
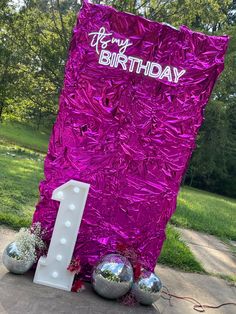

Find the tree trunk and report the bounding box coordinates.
[189,170,195,187]
[0,100,4,122]
[36,109,42,130]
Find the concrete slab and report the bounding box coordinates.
[0,269,160,314]
[155,265,236,314]
[0,226,159,314]
[177,228,236,276]
[0,227,236,314]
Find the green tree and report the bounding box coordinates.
[2,0,78,128]
[0,1,17,121]
[186,25,236,197]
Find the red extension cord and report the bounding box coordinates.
[161,286,236,313]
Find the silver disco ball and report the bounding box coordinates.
[92,254,134,299]
[132,269,163,305]
[2,242,34,274]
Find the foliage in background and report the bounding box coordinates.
[0,0,235,196]
[185,25,236,197]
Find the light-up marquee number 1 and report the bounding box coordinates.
[34,180,90,291]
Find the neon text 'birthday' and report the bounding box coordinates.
[88,27,186,83]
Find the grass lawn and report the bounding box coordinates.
[172,187,236,240]
[158,225,204,272]
[0,142,44,228]
[0,122,50,153]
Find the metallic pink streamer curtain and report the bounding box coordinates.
[33,0,229,279]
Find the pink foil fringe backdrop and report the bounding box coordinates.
[33,1,229,280]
